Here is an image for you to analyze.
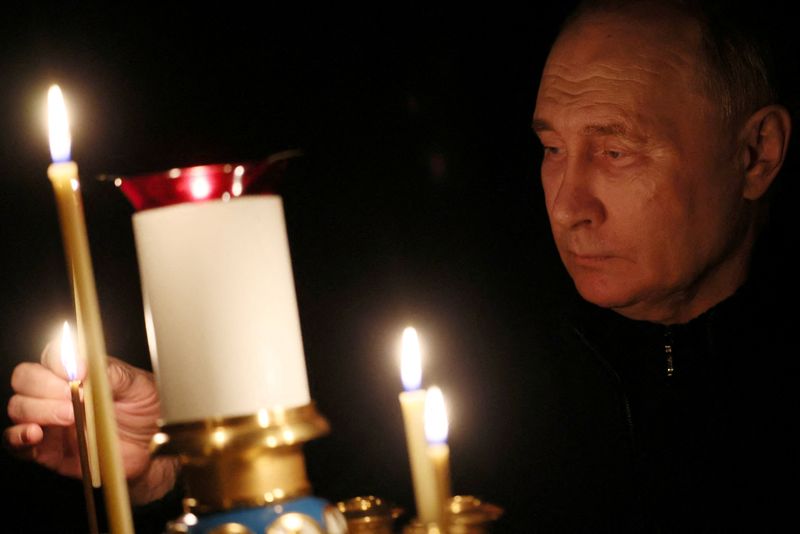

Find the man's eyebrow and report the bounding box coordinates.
[581,123,630,137]
[532,120,643,143]
[532,120,633,137]
[531,119,551,133]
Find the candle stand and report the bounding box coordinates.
[401,496,503,534]
[156,404,349,533]
[110,156,503,533]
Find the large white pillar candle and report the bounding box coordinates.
[133,195,310,423]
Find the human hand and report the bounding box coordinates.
[4,340,178,505]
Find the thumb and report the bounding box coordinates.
[106,356,157,403]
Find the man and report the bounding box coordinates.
[519,0,798,531]
[5,0,798,531]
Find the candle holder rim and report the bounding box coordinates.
[336,495,404,520]
[151,402,330,457]
[101,149,304,212]
[97,149,303,183]
[448,495,504,523]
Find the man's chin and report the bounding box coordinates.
[572,276,637,311]
[573,278,673,322]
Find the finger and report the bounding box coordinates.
[10,362,71,400]
[3,423,44,449]
[37,426,80,477]
[7,394,74,426]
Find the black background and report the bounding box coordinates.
[1,3,797,533]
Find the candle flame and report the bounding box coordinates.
[60,321,78,381]
[47,85,72,163]
[424,386,448,444]
[401,326,422,391]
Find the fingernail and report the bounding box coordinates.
[19,428,30,445]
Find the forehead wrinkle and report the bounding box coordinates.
[544,40,703,97]
[540,61,674,91]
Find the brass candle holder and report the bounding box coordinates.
[402,496,504,534]
[336,496,403,533]
[153,403,350,533]
[335,495,503,534]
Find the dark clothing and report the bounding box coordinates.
[520,239,800,532]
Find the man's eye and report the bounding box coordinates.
[543,146,562,156]
[604,150,623,159]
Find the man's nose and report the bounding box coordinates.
[548,155,606,230]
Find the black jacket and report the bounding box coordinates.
[518,241,800,533]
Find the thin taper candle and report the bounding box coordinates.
[48,85,134,534]
[61,322,99,534]
[71,380,100,534]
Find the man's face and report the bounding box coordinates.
[533,11,753,323]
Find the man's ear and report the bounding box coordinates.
[741,104,792,200]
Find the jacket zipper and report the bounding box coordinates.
[664,328,674,377]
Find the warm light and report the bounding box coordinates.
[189,175,212,200]
[48,85,72,163]
[424,386,448,444]
[232,165,244,197]
[211,428,227,447]
[282,513,304,530]
[60,321,78,381]
[401,326,422,391]
[257,408,271,428]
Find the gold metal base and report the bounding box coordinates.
[151,403,330,514]
[402,496,504,534]
[337,496,403,533]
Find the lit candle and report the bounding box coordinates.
[47,85,134,533]
[425,386,452,530]
[61,322,99,534]
[398,327,438,524]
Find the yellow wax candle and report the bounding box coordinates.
[425,386,452,530]
[398,327,439,524]
[61,322,99,534]
[47,85,134,534]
